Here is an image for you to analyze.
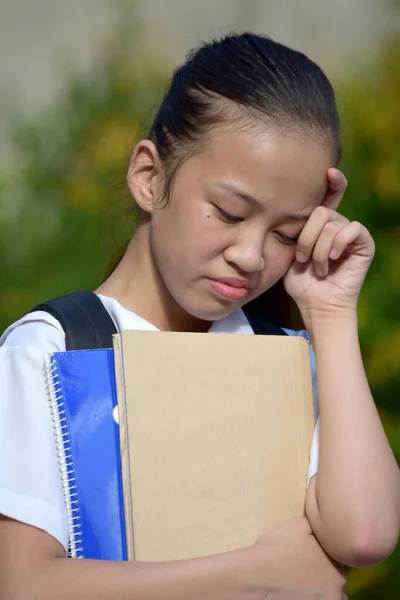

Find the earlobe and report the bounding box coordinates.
[127,140,161,214]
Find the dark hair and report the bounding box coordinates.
[148,32,341,202]
[107,33,342,327]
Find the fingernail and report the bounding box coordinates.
[330,249,337,259]
[296,251,306,262]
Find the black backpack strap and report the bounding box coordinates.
[30,291,118,350]
[30,290,285,346]
[244,311,288,336]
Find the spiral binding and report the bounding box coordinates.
[45,357,84,558]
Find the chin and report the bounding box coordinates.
[183,298,240,323]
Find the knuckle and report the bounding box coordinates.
[324,221,341,234]
[334,228,347,243]
[314,205,330,219]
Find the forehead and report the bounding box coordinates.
[186,126,334,212]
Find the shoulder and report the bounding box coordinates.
[0,310,66,353]
[0,310,66,408]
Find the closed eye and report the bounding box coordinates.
[276,232,299,245]
[215,206,244,224]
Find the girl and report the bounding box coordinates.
[0,33,399,600]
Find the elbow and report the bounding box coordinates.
[341,526,399,567]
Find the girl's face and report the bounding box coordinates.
[148,126,334,322]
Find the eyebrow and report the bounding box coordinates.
[214,181,310,222]
[215,181,259,205]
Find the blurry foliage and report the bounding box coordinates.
[336,35,400,600]
[0,30,170,326]
[0,19,399,600]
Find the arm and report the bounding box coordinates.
[284,169,400,567]
[0,515,346,600]
[305,314,400,567]
[0,517,246,600]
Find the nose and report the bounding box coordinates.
[223,234,265,274]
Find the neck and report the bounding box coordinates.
[95,223,210,332]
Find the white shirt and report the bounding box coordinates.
[0,294,320,553]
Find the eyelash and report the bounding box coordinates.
[277,233,299,246]
[215,206,299,245]
[215,207,243,224]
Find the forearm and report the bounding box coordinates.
[0,515,347,599]
[306,314,400,565]
[15,550,256,600]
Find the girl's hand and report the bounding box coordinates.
[284,169,375,328]
[253,516,346,599]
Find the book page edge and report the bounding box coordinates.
[113,332,135,561]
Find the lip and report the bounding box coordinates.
[209,278,251,301]
[212,277,251,289]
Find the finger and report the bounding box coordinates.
[296,206,349,263]
[311,221,345,276]
[322,168,348,211]
[329,221,370,260]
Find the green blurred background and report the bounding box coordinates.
[0,1,399,597]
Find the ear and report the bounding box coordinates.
[127,140,162,214]
[321,168,348,211]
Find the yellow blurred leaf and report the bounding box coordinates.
[63,176,105,213]
[89,118,138,169]
[372,159,400,201]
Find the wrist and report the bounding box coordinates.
[205,545,270,599]
[139,547,259,600]
[236,545,276,599]
[300,308,358,338]
[306,312,359,346]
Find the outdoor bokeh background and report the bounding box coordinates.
[0,1,399,597]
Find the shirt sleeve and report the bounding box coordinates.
[0,313,69,552]
[283,327,320,485]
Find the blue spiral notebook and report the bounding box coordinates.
[46,349,127,560]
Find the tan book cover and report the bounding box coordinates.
[113,330,315,562]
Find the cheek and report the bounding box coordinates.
[263,241,295,282]
[180,208,228,257]
[151,205,223,272]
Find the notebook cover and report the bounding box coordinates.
[48,349,127,560]
[114,331,315,562]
